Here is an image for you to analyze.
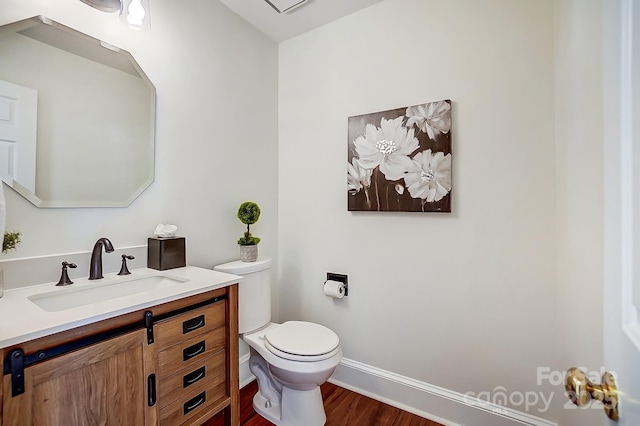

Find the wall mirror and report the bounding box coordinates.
[0,16,155,208]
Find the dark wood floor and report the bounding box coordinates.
[205,380,443,425]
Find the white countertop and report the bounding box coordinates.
[0,266,242,348]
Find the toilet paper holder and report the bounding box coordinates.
[325,273,348,296]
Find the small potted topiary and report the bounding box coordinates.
[0,230,21,298]
[3,231,21,254]
[237,201,260,262]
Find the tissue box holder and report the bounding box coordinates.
[148,236,186,270]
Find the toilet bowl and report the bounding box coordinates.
[243,321,342,425]
[214,258,342,426]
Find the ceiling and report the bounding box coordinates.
[218,0,384,43]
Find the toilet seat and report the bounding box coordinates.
[264,321,340,362]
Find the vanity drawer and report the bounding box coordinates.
[158,372,226,426]
[157,325,225,378]
[155,302,225,348]
[158,349,225,407]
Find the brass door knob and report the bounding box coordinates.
[565,367,619,421]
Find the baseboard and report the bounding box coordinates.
[329,358,557,426]
[238,354,555,426]
[239,352,255,389]
[0,245,148,290]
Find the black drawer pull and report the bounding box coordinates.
[183,366,206,388]
[184,391,206,415]
[183,340,206,361]
[182,315,205,334]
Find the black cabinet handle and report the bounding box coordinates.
[183,391,206,415]
[147,374,156,407]
[182,315,205,334]
[183,340,206,361]
[183,366,206,388]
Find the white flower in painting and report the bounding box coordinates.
[347,159,372,194]
[406,101,451,139]
[353,116,418,181]
[404,149,452,202]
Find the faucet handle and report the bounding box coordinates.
[56,261,77,286]
[118,254,135,276]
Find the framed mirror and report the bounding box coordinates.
[0,16,155,208]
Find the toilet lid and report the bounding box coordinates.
[264,321,339,357]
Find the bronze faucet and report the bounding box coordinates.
[89,237,114,280]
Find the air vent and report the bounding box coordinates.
[264,0,308,14]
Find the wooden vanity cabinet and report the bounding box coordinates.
[0,284,239,426]
[2,329,156,426]
[0,349,3,422]
[155,302,228,425]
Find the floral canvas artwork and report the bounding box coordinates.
[347,99,452,212]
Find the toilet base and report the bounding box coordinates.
[253,385,327,426]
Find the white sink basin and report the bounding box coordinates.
[28,275,189,312]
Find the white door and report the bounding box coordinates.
[603,0,640,423]
[0,79,37,194]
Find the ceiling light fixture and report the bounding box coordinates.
[79,0,150,31]
[79,0,120,13]
[264,0,308,14]
[119,0,150,31]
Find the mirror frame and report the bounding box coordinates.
[0,16,156,208]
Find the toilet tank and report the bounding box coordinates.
[214,257,271,334]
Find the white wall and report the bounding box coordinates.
[0,0,278,274]
[278,0,560,418]
[0,0,608,424]
[553,0,604,425]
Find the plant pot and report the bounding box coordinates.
[240,245,258,262]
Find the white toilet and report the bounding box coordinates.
[214,257,342,426]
